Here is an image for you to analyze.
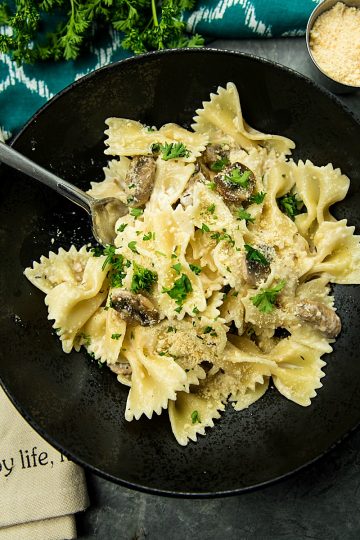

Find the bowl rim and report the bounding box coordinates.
[305,0,360,90]
[2,47,360,498]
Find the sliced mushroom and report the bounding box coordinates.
[295,301,341,338]
[109,362,132,376]
[214,162,255,205]
[124,156,156,207]
[111,291,159,326]
[203,144,229,169]
[242,244,274,286]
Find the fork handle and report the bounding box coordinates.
[0,141,94,213]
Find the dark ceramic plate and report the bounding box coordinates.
[1,49,360,497]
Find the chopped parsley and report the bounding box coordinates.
[203,326,217,336]
[117,223,128,233]
[192,306,200,314]
[172,263,182,274]
[249,192,266,204]
[92,245,128,288]
[244,244,269,266]
[143,231,154,241]
[162,273,193,306]
[129,207,143,218]
[210,230,235,247]
[207,181,216,191]
[130,262,158,294]
[225,168,251,187]
[201,223,210,233]
[167,326,176,333]
[207,204,216,214]
[237,208,255,224]
[277,192,304,220]
[156,142,190,161]
[251,280,286,313]
[210,157,230,172]
[111,333,122,340]
[191,410,201,424]
[189,264,202,275]
[128,241,138,254]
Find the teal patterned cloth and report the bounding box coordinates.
[0,0,320,137]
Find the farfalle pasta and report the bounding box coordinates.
[24,83,360,445]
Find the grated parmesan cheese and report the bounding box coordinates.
[310,2,360,86]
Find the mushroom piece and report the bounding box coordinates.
[242,245,274,286]
[214,162,255,205]
[111,291,160,326]
[124,156,156,207]
[202,144,229,169]
[109,362,132,376]
[295,301,341,338]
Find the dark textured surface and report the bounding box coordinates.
[1,37,360,536]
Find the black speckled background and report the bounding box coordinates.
[74,38,360,539]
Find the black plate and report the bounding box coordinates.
[1,49,360,497]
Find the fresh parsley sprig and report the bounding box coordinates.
[0,0,204,65]
[130,262,158,294]
[225,169,251,187]
[251,280,286,313]
[244,244,269,266]
[162,273,193,307]
[277,192,304,220]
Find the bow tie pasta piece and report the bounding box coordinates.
[24,245,91,294]
[270,329,331,406]
[304,220,360,284]
[87,157,131,203]
[148,158,195,208]
[79,306,126,365]
[45,255,108,353]
[192,82,295,155]
[105,119,208,163]
[168,391,225,446]
[120,326,188,421]
[294,161,350,241]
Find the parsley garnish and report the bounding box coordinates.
[210,230,235,247]
[225,168,251,187]
[207,204,216,214]
[157,142,190,161]
[143,232,154,241]
[117,223,128,233]
[79,333,91,347]
[210,157,230,172]
[203,326,217,336]
[128,241,138,254]
[189,264,201,275]
[237,209,255,224]
[192,306,200,314]
[130,262,158,294]
[207,181,216,191]
[130,207,143,218]
[111,333,122,340]
[244,244,269,266]
[191,410,201,424]
[0,0,204,64]
[251,280,286,313]
[277,192,304,220]
[201,223,210,233]
[162,273,193,306]
[94,245,129,288]
[249,192,266,204]
[172,263,182,274]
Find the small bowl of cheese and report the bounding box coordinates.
[306,0,360,93]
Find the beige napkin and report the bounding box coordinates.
[0,387,89,539]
